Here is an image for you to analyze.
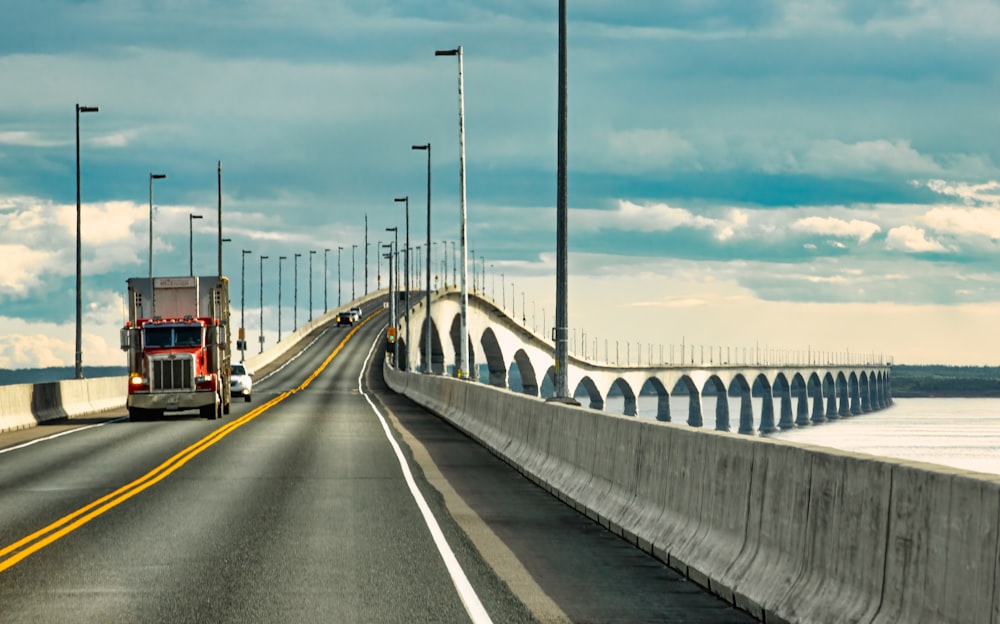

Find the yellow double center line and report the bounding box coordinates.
[0,310,383,573]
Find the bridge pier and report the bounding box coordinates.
[714,395,730,432]
[759,387,776,434]
[656,393,671,422]
[795,386,811,427]
[810,385,826,424]
[825,387,838,420]
[838,382,851,417]
[687,391,703,427]
[737,392,754,434]
[778,386,795,430]
[850,384,862,415]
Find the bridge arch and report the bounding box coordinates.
[774,373,794,429]
[608,378,637,416]
[673,376,703,427]
[807,372,825,424]
[510,349,538,396]
[790,373,809,427]
[574,376,603,410]
[754,374,776,433]
[702,375,729,431]
[641,377,671,422]
[448,313,477,379]
[479,327,507,388]
[417,318,446,374]
[730,374,754,434]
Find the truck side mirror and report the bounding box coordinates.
[120,328,131,351]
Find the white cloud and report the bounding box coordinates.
[922,205,1000,238]
[791,215,881,242]
[799,139,941,177]
[577,200,746,241]
[0,131,64,148]
[885,225,947,253]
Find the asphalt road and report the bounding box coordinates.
[0,309,755,623]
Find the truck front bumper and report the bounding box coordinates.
[128,391,215,413]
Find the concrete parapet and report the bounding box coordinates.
[0,376,127,434]
[385,366,1000,624]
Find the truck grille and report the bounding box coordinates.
[151,356,194,391]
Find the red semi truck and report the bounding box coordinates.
[120,276,232,421]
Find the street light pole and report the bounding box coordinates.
[352,243,357,301]
[364,214,369,296]
[552,0,572,401]
[337,246,343,306]
[259,255,269,354]
[393,197,411,365]
[188,213,203,276]
[148,173,166,281]
[436,46,469,379]
[385,229,399,365]
[383,244,396,365]
[294,252,301,330]
[308,250,316,322]
[74,103,98,379]
[278,256,287,341]
[412,143,432,374]
[240,249,251,362]
[324,248,330,313]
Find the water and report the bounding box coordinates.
[600,395,1000,477]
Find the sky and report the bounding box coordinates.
[3,0,1000,368]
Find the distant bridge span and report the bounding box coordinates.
[396,289,892,435]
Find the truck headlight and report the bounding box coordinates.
[129,373,145,386]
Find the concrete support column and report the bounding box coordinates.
[714,394,730,432]
[623,393,637,417]
[759,386,776,434]
[795,385,811,426]
[656,392,671,422]
[738,391,755,435]
[838,381,851,417]
[850,381,862,415]
[811,385,827,423]
[687,391,704,427]
[778,385,795,429]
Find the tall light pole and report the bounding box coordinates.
[337,246,343,306]
[278,255,287,341]
[436,46,468,379]
[364,214,369,296]
[148,172,166,280]
[324,248,330,313]
[376,240,382,289]
[74,103,98,379]
[217,161,224,277]
[240,249,251,362]
[293,252,301,330]
[352,243,357,301]
[552,0,572,401]
[383,243,397,365]
[188,213,203,276]
[386,227,399,365]
[259,255,269,354]
[412,143,432,374]
[451,240,456,287]
[393,197,411,362]
[442,240,448,288]
[308,249,316,322]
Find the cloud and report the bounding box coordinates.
[921,205,1000,239]
[576,200,745,242]
[0,131,64,148]
[791,215,881,242]
[798,139,941,177]
[885,225,947,253]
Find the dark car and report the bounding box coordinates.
[336,311,354,326]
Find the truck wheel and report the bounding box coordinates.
[128,407,145,422]
[244,394,252,403]
[200,403,218,420]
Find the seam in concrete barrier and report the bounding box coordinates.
[876,467,894,621]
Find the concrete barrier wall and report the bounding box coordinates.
[385,365,1000,624]
[0,376,128,434]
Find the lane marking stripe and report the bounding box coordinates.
[0,312,381,573]
[358,331,494,624]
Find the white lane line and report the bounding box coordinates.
[0,418,126,455]
[358,331,493,624]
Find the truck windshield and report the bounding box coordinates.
[144,326,203,348]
